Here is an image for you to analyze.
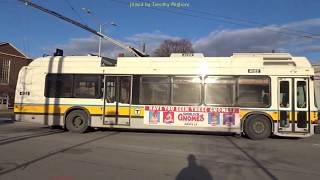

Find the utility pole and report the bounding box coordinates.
[18,0,147,57]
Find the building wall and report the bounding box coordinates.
[313,64,320,108]
[0,43,31,109]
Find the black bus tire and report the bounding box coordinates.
[65,110,89,133]
[244,115,271,140]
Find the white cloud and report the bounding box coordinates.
[50,36,125,57]
[297,45,320,53]
[47,18,320,59]
[47,31,181,58]
[125,31,181,55]
[126,30,180,43]
[193,18,320,57]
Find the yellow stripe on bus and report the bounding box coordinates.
[14,104,145,117]
[14,104,318,123]
[239,110,279,121]
[239,110,317,123]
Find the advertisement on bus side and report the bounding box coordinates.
[144,106,240,127]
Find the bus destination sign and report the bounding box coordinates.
[248,69,261,73]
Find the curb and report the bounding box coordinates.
[0,119,15,124]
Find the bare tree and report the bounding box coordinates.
[153,39,194,57]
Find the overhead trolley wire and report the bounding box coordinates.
[108,0,320,40]
[63,0,87,25]
[173,5,320,38]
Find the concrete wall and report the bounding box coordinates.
[313,64,320,107]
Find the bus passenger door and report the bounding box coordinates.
[278,78,292,132]
[294,78,309,132]
[277,78,309,133]
[103,76,132,126]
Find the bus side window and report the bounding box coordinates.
[105,77,116,103]
[280,81,289,108]
[74,75,100,98]
[139,76,170,105]
[297,81,306,108]
[205,76,235,106]
[132,76,140,104]
[45,74,73,98]
[172,76,201,105]
[237,76,270,107]
[119,77,131,104]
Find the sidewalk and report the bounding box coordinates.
[0,109,14,124]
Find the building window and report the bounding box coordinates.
[0,59,10,84]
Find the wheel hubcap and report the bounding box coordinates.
[253,121,265,134]
[73,116,83,128]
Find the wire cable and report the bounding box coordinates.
[171,3,320,37]
[108,0,320,40]
[63,0,87,25]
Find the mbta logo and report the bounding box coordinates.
[134,109,141,115]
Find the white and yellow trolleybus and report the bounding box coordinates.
[14,53,318,139]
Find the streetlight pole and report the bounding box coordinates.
[98,22,117,56]
[81,7,117,57]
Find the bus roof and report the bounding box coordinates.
[27,53,314,76]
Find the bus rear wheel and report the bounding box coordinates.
[244,115,271,140]
[66,110,89,133]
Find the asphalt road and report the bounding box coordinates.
[0,121,320,180]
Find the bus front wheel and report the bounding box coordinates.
[244,115,271,140]
[66,110,89,133]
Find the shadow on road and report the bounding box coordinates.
[225,137,278,180]
[96,127,237,137]
[0,132,119,176]
[176,154,213,180]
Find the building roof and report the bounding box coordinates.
[0,42,29,59]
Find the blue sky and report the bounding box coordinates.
[0,0,320,62]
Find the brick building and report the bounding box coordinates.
[0,42,31,110]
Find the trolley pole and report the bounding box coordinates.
[18,0,147,57]
[99,25,102,56]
